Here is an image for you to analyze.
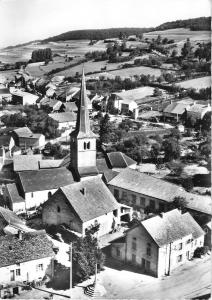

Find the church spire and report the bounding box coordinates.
[74,68,94,137]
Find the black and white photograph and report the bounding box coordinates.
[0,0,211,299]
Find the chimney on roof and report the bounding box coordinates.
[80,187,86,195]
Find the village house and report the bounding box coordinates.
[10,89,39,106]
[48,112,77,130]
[105,152,137,171]
[0,135,15,156]
[12,127,45,149]
[17,168,74,210]
[110,209,205,277]
[3,184,25,214]
[110,87,155,118]
[0,230,54,292]
[42,177,132,237]
[39,97,63,112]
[13,154,42,172]
[163,98,194,122]
[108,168,212,218]
[186,102,211,120]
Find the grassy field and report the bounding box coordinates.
[143,28,211,43]
[176,76,211,90]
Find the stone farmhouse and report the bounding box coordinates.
[111,209,204,277]
[42,177,132,237]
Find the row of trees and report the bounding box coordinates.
[30,48,52,63]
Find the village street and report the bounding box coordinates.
[14,253,211,300]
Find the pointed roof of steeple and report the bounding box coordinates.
[72,68,96,138]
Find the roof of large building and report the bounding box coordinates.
[54,177,119,222]
[0,230,54,268]
[13,154,42,172]
[108,168,183,203]
[106,152,136,169]
[183,192,211,216]
[18,168,74,193]
[141,209,204,247]
[5,183,25,204]
[49,112,77,123]
[112,87,154,102]
[187,103,211,117]
[13,127,33,138]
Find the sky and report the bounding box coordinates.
[0,0,210,48]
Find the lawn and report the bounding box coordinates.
[176,76,211,90]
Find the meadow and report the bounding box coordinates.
[176,76,211,90]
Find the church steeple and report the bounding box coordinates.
[74,68,96,138]
[70,68,98,180]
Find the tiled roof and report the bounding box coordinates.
[49,112,77,123]
[0,207,25,228]
[13,154,42,172]
[183,191,212,216]
[102,170,119,184]
[18,168,74,193]
[64,102,78,112]
[108,168,183,203]
[163,102,189,115]
[5,183,25,204]
[13,127,33,138]
[141,209,204,247]
[57,177,119,222]
[106,152,136,169]
[96,158,110,173]
[0,230,54,267]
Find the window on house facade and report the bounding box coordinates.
[16,269,21,276]
[57,206,61,213]
[114,189,119,200]
[132,254,136,264]
[116,248,120,257]
[87,142,90,149]
[146,243,151,256]
[36,264,43,272]
[48,191,52,199]
[140,197,145,208]
[159,202,165,212]
[31,192,34,198]
[178,243,183,250]
[132,237,137,251]
[122,191,127,200]
[132,194,136,206]
[177,255,182,263]
[84,142,86,150]
[149,200,155,210]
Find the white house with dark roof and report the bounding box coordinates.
[0,230,54,286]
[48,112,77,130]
[12,127,45,149]
[42,177,132,237]
[3,184,25,214]
[111,209,204,277]
[18,168,74,210]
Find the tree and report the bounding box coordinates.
[201,111,211,131]
[162,138,180,161]
[99,113,113,144]
[72,226,105,283]
[31,48,52,63]
[172,196,188,211]
[181,38,192,59]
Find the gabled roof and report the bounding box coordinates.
[13,154,42,172]
[108,168,183,203]
[112,87,154,102]
[13,127,33,138]
[106,152,136,169]
[0,207,25,228]
[55,177,119,222]
[0,230,54,268]
[163,102,190,115]
[18,168,74,193]
[141,209,204,247]
[49,112,77,123]
[5,183,25,204]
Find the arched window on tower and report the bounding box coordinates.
[84,142,86,150]
[87,142,90,149]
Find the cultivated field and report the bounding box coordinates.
[176,76,211,90]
